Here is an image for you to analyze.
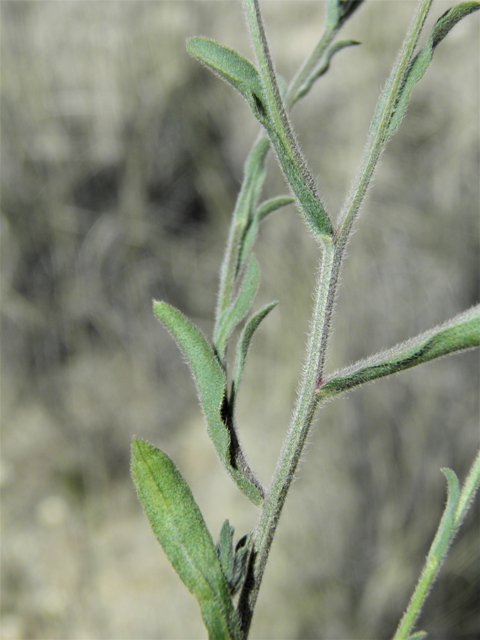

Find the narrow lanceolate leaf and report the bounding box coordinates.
[153,301,262,505]
[238,196,294,267]
[326,0,365,30]
[154,300,228,456]
[217,520,237,590]
[232,302,278,403]
[392,469,460,640]
[243,0,333,239]
[214,254,260,358]
[216,134,270,320]
[377,1,480,140]
[131,439,241,639]
[318,305,480,399]
[433,469,460,555]
[292,40,360,104]
[255,195,295,223]
[189,9,332,239]
[216,520,253,596]
[186,37,268,124]
[408,632,428,640]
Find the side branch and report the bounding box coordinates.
[318,305,480,400]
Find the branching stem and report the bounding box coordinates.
[237,238,335,635]
[238,0,438,635]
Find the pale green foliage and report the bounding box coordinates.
[132,1,480,638]
[232,301,278,405]
[214,254,260,360]
[320,305,480,399]
[292,39,360,103]
[152,301,263,505]
[189,7,333,239]
[216,520,253,596]
[254,196,294,223]
[217,134,270,318]
[186,37,267,124]
[372,1,480,141]
[326,0,365,31]
[393,453,480,640]
[131,438,241,639]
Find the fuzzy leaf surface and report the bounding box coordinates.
[217,520,253,596]
[217,134,270,318]
[326,0,365,29]
[187,37,268,123]
[292,40,360,103]
[214,254,260,358]
[233,301,278,401]
[376,1,480,140]
[131,438,241,639]
[392,469,460,640]
[153,300,228,457]
[153,301,262,505]
[238,196,294,267]
[319,305,480,398]
[255,196,295,223]
[434,469,461,553]
[244,0,333,239]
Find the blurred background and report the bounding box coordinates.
[1,1,479,638]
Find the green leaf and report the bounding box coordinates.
[319,305,480,399]
[380,1,480,140]
[131,438,241,639]
[153,300,228,454]
[238,196,294,267]
[187,37,268,124]
[217,134,270,319]
[454,449,480,526]
[153,300,262,505]
[214,254,260,358]
[408,632,428,640]
[392,468,460,640]
[255,195,295,223]
[244,0,333,240]
[326,0,365,30]
[190,6,333,240]
[432,468,461,556]
[232,302,278,403]
[216,520,253,596]
[292,40,360,103]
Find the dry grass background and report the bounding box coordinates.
[1,1,479,639]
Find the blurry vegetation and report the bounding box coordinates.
[1,2,478,639]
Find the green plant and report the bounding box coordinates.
[131,1,480,638]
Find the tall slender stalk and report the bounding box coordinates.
[237,238,335,633]
[132,1,480,637]
[335,0,434,253]
[236,0,460,634]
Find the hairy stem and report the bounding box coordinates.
[238,0,437,635]
[393,451,480,640]
[335,0,433,254]
[216,133,270,323]
[237,238,335,636]
[287,23,338,108]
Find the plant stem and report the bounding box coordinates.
[237,237,335,636]
[287,23,338,108]
[238,1,437,635]
[215,7,341,336]
[455,449,480,521]
[216,133,270,324]
[392,450,480,640]
[335,0,433,255]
